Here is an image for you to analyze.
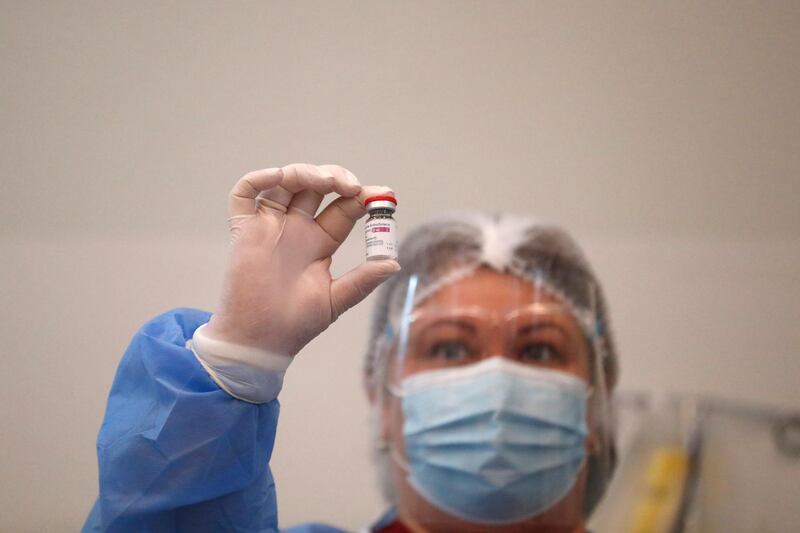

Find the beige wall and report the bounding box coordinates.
[1,1,799,531]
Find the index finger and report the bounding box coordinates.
[314,185,396,255]
[229,168,284,217]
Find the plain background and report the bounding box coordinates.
[1,1,799,531]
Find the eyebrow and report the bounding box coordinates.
[515,321,570,337]
[423,318,477,333]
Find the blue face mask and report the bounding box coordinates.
[391,357,589,525]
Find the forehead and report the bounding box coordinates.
[416,266,567,312]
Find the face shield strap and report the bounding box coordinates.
[530,269,598,343]
[409,263,479,308]
[388,440,411,473]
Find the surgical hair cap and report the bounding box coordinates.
[364,211,619,517]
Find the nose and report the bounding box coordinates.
[483,330,510,361]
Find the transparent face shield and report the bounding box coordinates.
[379,265,613,531]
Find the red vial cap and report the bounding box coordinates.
[364,195,397,206]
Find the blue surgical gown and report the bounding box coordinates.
[83,308,392,533]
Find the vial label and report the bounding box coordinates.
[365,218,398,260]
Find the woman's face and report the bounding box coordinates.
[382,267,594,532]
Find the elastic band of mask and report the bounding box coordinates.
[388,442,411,473]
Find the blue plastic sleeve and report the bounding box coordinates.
[82,308,281,533]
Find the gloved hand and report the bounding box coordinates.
[192,163,400,402]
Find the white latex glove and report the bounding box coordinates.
[191,163,400,403]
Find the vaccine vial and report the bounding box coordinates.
[364,195,398,261]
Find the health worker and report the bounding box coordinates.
[83,163,619,533]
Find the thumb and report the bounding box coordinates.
[330,260,401,319]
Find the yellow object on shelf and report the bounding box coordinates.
[627,446,689,533]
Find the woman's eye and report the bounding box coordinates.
[428,341,471,361]
[519,343,561,363]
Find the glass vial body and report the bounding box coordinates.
[364,196,398,261]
